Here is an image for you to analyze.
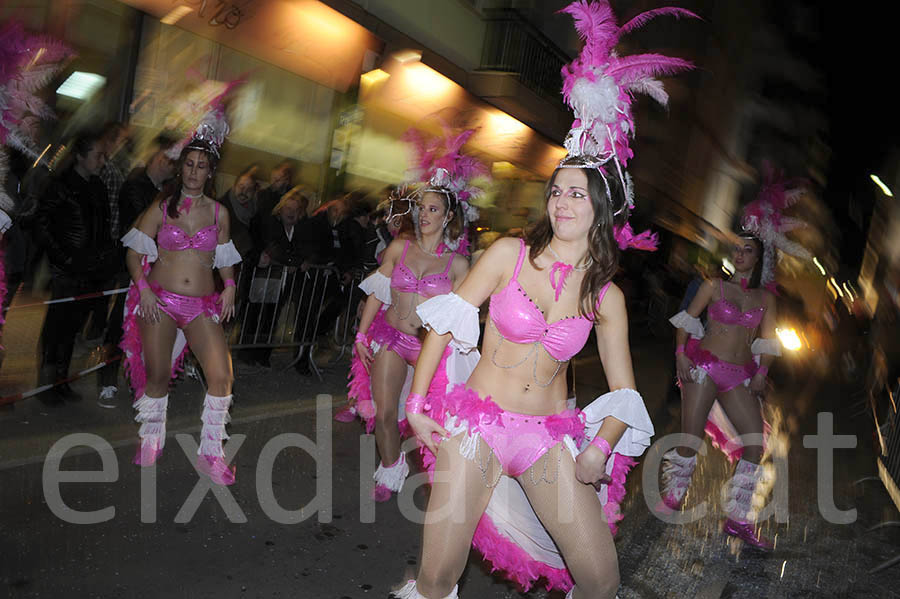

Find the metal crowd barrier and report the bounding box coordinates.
[229,263,364,380]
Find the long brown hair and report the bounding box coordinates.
[525,162,626,320]
[160,141,219,220]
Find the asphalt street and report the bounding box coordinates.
[2,329,900,598]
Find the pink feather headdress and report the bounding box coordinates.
[166,77,245,160]
[558,1,698,251]
[0,21,72,212]
[740,162,811,292]
[400,125,489,255]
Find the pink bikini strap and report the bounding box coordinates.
[511,238,526,281]
[595,281,612,310]
[400,240,410,266]
[442,252,454,275]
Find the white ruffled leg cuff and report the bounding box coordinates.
[392,580,459,599]
[374,452,410,492]
[199,393,233,457]
[134,394,168,450]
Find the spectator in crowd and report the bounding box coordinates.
[241,187,313,370]
[221,163,260,260]
[96,134,176,408]
[99,121,132,239]
[252,159,296,249]
[117,134,176,237]
[35,131,117,405]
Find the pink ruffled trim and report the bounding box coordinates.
[121,263,190,400]
[603,453,637,535]
[472,512,574,592]
[704,415,772,464]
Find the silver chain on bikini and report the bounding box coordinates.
[474,433,562,488]
[488,318,565,387]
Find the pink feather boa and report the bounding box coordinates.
[346,332,451,437]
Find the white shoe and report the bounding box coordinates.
[98,386,118,409]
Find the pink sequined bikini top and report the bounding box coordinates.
[488,238,610,362]
[708,279,765,329]
[157,201,219,252]
[390,240,453,298]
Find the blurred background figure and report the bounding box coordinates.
[96,133,177,408]
[35,131,116,405]
[221,163,260,262]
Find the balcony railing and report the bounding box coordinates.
[479,9,571,104]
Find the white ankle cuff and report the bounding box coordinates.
[374,452,409,492]
[391,580,459,599]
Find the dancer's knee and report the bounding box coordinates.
[375,405,398,428]
[204,365,233,396]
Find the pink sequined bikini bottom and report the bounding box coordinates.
[685,338,757,393]
[440,385,585,477]
[151,282,220,329]
[367,308,421,364]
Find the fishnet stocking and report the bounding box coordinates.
[416,434,498,598]
[516,444,620,599]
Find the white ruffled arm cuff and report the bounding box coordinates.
[580,388,655,457]
[0,209,11,234]
[669,310,704,338]
[121,228,158,263]
[359,271,392,305]
[416,292,480,352]
[751,337,782,356]
[213,241,242,269]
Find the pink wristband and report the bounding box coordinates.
[590,435,611,457]
[405,392,430,415]
[223,278,236,288]
[756,365,768,377]
[675,344,685,355]
[136,278,150,291]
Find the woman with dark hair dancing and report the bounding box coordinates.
[664,165,810,549]
[348,129,484,502]
[391,3,696,596]
[121,94,241,485]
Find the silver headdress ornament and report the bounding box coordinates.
[400,126,489,256]
[558,0,698,249]
[166,77,245,160]
[740,163,812,293]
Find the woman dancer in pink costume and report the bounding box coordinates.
[389,1,698,596]
[351,187,470,501]
[121,97,241,485]
[349,130,486,502]
[664,166,809,549]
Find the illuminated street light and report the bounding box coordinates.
[812,256,826,276]
[830,277,844,298]
[870,174,894,197]
[776,327,803,351]
[56,72,106,100]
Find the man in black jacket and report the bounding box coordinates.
[35,132,116,404]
